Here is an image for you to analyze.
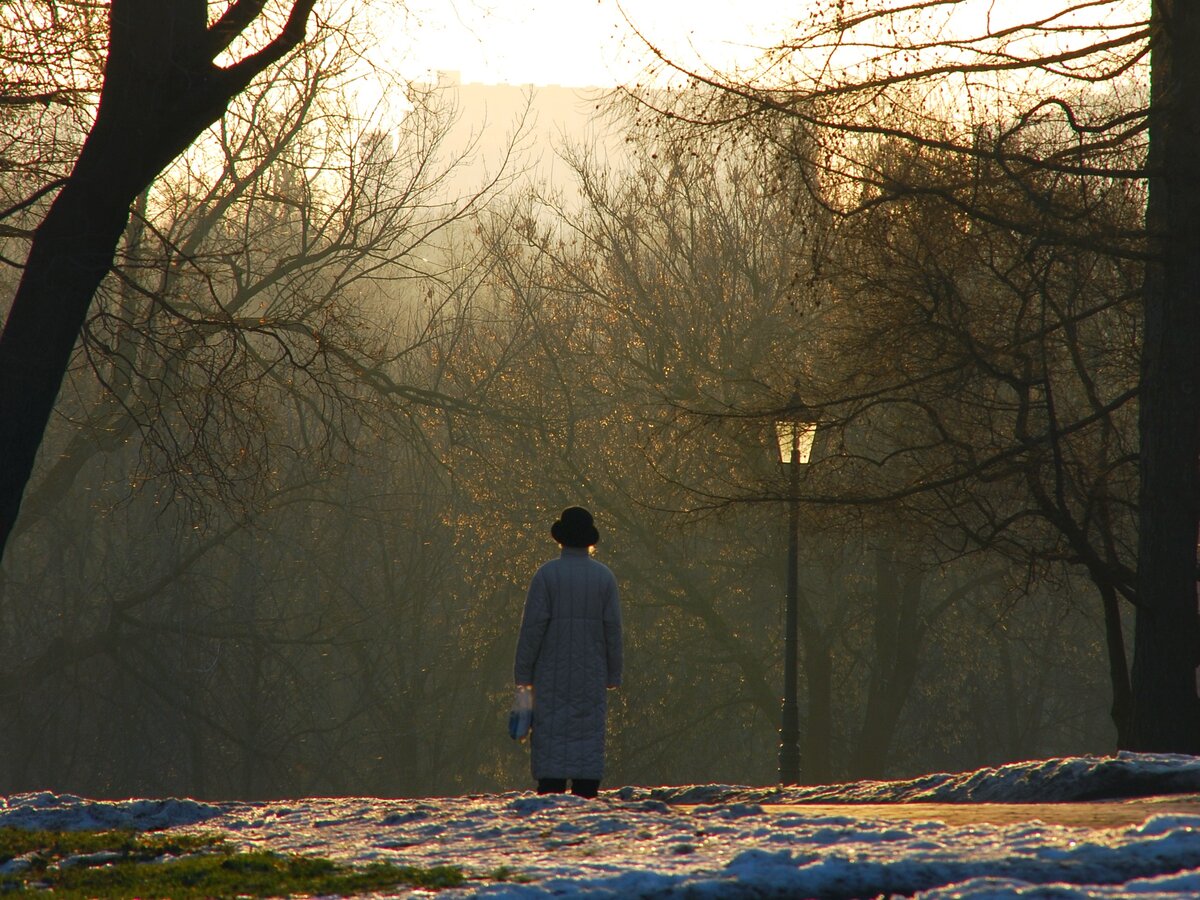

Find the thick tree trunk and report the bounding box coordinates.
[0,115,175,555]
[0,0,314,563]
[0,174,135,553]
[1130,0,1200,753]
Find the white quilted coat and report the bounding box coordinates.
[514,547,623,781]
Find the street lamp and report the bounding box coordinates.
[775,397,818,786]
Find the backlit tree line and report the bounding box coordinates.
[0,1,1181,797]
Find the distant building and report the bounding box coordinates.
[427,71,628,201]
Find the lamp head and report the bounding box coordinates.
[774,392,818,465]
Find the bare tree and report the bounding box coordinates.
[0,3,523,795]
[626,0,1197,753]
[0,0,318,560]
[800,133,1140,742]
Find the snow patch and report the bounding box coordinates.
[6,754,1200,897]
[0,792,222,831]
[616,752,1200,805]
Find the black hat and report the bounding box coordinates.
[551,506,600,548]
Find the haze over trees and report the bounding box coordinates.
[623,0,1195,755]
[0,0,1187,796]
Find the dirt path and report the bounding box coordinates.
[737,795,1200,828]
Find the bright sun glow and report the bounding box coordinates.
[380,0,1126,88]
[388,0,800,86]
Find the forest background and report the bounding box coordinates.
[0,0,1181,798]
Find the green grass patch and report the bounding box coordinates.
[488,864,536,883]
[0,827,223,861]
[0,827,465,898]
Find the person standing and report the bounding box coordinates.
[514,506,623,798]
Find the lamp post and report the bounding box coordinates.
[775,402,817,786]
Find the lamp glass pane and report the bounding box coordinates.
[775,420,817,464]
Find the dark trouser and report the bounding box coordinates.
[537,777,600,799]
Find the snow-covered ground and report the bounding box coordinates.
[6,753,1200,898]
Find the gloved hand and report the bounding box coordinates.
[509,685,533,741]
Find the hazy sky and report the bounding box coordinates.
[392,0,799,86]
[381,1,1132,89]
